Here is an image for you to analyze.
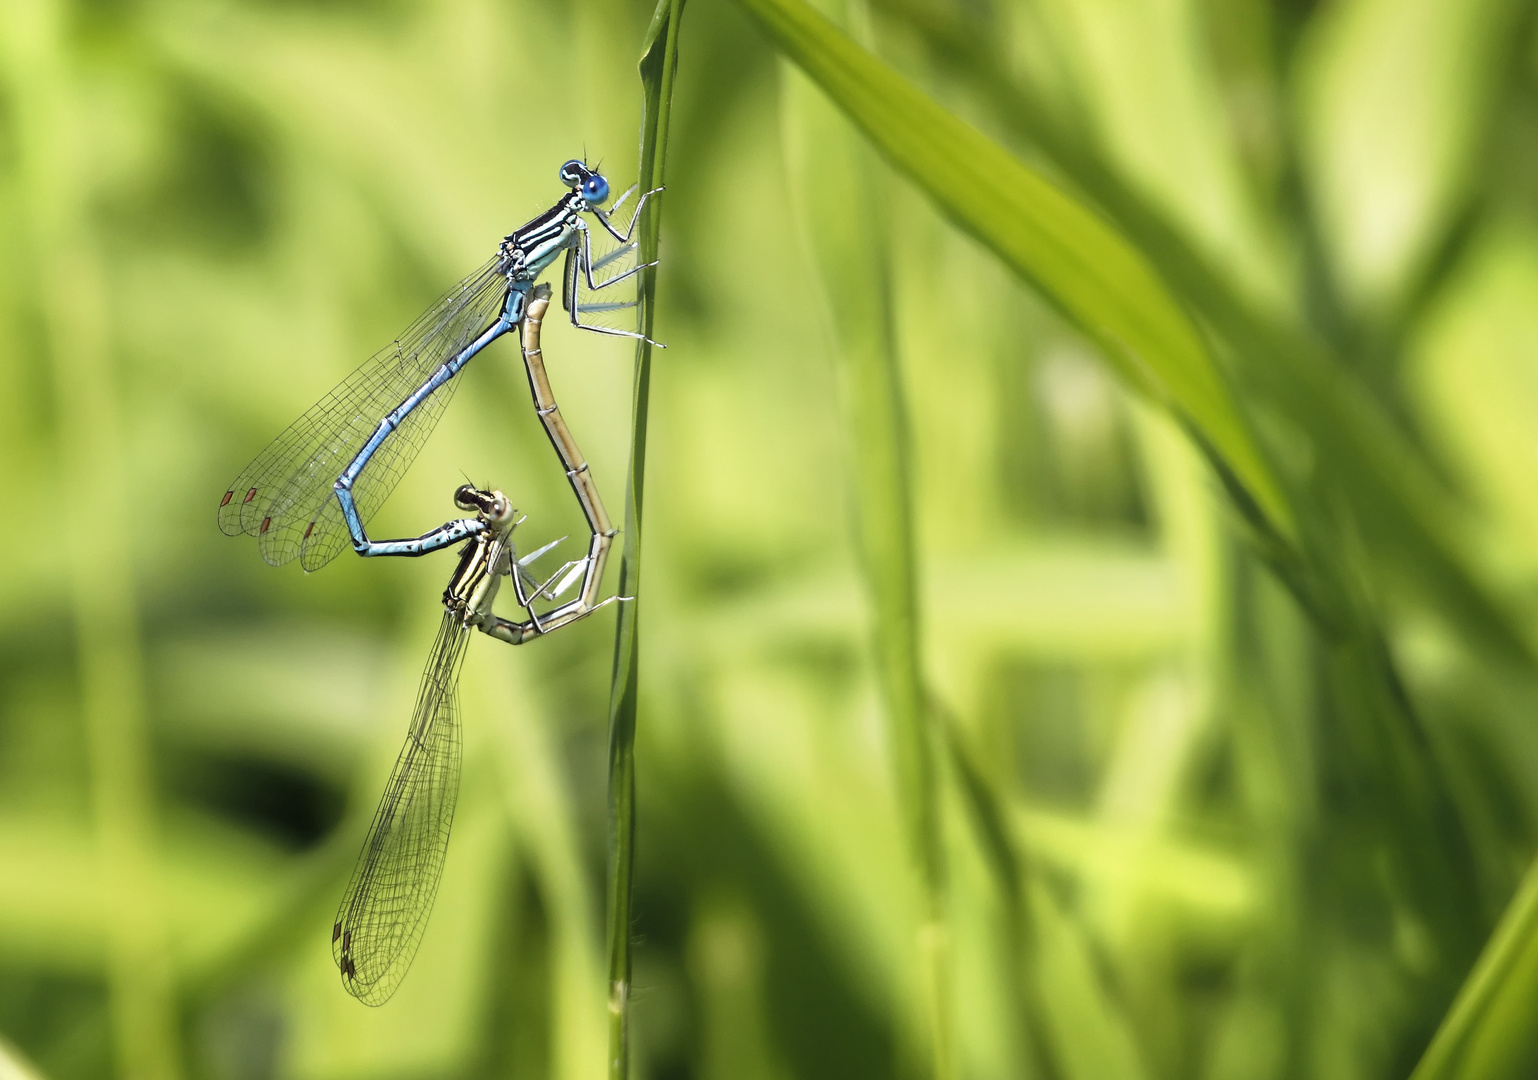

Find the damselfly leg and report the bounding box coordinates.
[564,183,664,344]
[593,181,663,246]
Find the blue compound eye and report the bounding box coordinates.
[559,159,584,187]
[582,174,610,205]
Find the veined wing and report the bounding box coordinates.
[332,611,468,1006]
[219,256,512,571]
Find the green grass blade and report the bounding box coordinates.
[606,2,685,1077]
[1410,854,1538,1080]
[732,0,1294,546]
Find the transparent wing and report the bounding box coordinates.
[219,256,512,571]
[562,226,642,335]
[332,612,468,1006]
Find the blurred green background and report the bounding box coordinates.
[7,0,1538,1078]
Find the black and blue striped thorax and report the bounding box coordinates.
[498,191,587,282]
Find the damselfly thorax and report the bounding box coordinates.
[442,488,514,622]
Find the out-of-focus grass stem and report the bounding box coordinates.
[780,9,950,1074]
[606,2,684,1077]
[939,715,1059,1080]
[1409,851,1538,1080]
[0,3,181,1079]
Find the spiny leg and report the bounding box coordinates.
[568,183,663,341]
[576,219,655,293]
[563,224,662,346]
[594,185,663,245]
[479,593,626,646]
[515,551,587,605]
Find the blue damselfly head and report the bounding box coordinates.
[559,159,611,207]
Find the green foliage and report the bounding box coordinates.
[4,1,1538,1079]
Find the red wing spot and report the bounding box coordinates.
[332,922,342,943]
[220,491,233,508]
[242,487,257,504]
[260,516,272,534]
[303,521,315,539]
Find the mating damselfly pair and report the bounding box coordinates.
[220,161,658,1005]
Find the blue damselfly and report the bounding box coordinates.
[219,160,660,572]
[333,287,622,1005]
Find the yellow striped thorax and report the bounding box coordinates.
[443,487,516,624]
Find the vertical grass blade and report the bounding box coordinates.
[606,2,685,1077]
[780,13,949,1075]
[0,3,181,1078]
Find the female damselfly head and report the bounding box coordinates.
[454,484,513,526]
[559,159,610,207]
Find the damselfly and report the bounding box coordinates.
[219,159,660,572]
[333,286,622,1005]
